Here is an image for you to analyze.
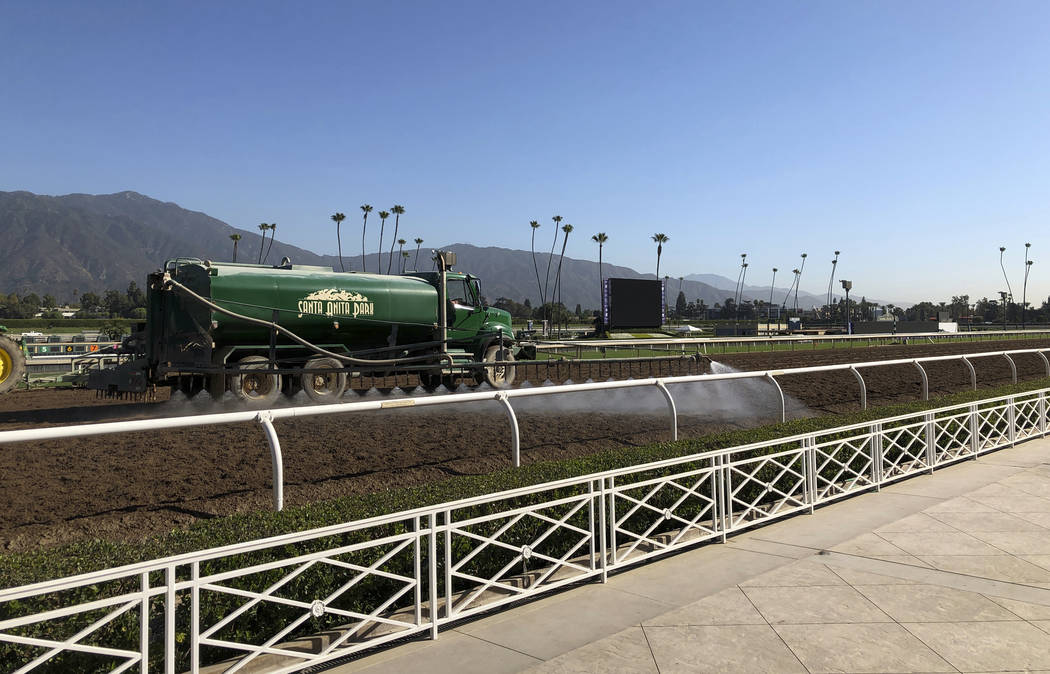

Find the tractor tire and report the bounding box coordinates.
[229,356,283,405]
[300,357,347,403]
[0,335,25,395]
[480,343,515,388]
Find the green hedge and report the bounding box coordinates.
[0,318,134,332]
[2,377,1048,671]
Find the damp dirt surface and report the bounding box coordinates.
[1,337,1048,553]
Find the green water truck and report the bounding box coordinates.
[87,251,530,403]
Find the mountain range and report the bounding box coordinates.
[0,190,873,310]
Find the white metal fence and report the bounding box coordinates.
[1,382,1049,672]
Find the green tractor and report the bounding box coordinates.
[0,325,26,395]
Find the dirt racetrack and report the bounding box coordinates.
[1,337,1048,553]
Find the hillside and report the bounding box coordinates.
[1,190,858,310]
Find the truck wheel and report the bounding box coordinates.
[480,344,515,388]
[301,357,347,402]
[0,335,26,395]
[230,356,282,405]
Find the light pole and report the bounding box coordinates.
[840,280,853,334]
[794,252,808,316]
[1023,243,1033,330]
[826,250,840,320]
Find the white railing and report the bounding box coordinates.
[1,383,1049,672]
[1,347,1047,513]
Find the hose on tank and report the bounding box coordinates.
[164,278,453,368]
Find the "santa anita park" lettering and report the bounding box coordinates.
[296,289,375,319]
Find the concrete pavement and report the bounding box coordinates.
[330,436,1050,674]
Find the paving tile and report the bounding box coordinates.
[874,512,958,533]
[455,584,673,660]
[923,496,998,513]
[929,510,1050,532]
[1015,511,1050,529]
[1036,620,1050,636]
[878,530,1003,556]
[1022,555,1050,572]
[826,565,920,585]
[741,585,890,624]
[644,624,807,674]
[966,490,1050,513]
[830,532,911,556]
[919,554,1050,584]
[338,630,541,674]
[643,587,765,626]
[774,622,954,673]
[738,560,845,587]
[524,626,657,674]
[970,530,1050,555]
[988,595,1050,620]
[903,620,1050,672]
[856,584,1019,622]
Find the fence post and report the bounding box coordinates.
[495,392,521,467]
[1008,396,1017,447]
[599,478,608,583]
[1040,392,1048,437]
[256,412,284,511]
[805,437,817,514]
[718,454,730,542]
[654,380,678,441]
[969,403,980,457]
[429,512,439,639]
[141,571,151,674]
[924,412,936,472]
[607,476,617,567]
[872,422,883,490]
[165,564,176,674]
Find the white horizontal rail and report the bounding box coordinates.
[1,386,1049,673]
[539,328,1050,349]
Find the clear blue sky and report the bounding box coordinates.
[3,0,1049,304]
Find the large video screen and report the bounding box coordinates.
[603,278,665,329]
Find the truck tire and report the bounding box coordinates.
[0,335,25,395]
[480,344,515,388]
[230,356,282,405]
[301,357,347,402]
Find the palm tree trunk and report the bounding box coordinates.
[531,229,543,308]
[233,240,238,262]
[337,225,344,272]
[361,221,368,273]
[387,215,400,274]
[553,232,570,330]
[414,242,421,269]
[656,247,662,278]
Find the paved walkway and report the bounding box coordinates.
[333,437,1050,673]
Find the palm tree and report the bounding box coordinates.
[733,253,747,310]
[388,205,405,273]
[376,210,390,272]
[396,238,407,273]
[257,223,269,263]
[782,268,800,312]
[229,234,242,262]
[553,224,573,327]
[331,212,346,271]
[263,222,277,264]
[652,233,669,277]
[401,250,411,273]
[413,237,424,269]
[591,232,608,321]
[544,216,562,307]
[360,205,373,272]
[530,221,544,308]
